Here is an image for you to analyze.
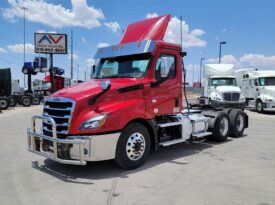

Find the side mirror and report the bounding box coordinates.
[100,80,111,90]
[92,65,96,74]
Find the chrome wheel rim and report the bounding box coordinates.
[126,132,145,161]
[236,115,244,132]
[220,117,229,136]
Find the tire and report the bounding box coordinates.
[223,108,233,115]
[210,111,230,142]
[229,109,246,137]
[256,100,264,113]
[0,98,10,110]
[8,96,17,107]
[115,123,151,170]
[32,97,41,105]
[20,96,32,107]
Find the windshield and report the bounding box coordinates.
[259,77,275,86]
[211,78,236,86]
[95,54,150,79]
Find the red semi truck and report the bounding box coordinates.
[27,15,248,169]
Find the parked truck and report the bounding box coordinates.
[27,15,248,169]
[235,69,275,113]
[198,64,246,109]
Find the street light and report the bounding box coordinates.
[219,41,226,64]
[200,57,205,87]
[21,6,27,87]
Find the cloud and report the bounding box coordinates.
[3,0,104,29]
[86,58,95,67]
[164,16,207,48]
[104,21,120,33]
[222,28,227,32]
[36,30,57,33]
[7,43,34,53]
[68,53,78,61]
[97,43,110,48]
[207,55,241,67]
[239,54,275,67]
[82,36,87,44]
[146,13,159,19]
[0,47,8,53]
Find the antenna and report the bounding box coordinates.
[180,15,183,51]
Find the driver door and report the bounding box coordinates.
[150,52,182,116]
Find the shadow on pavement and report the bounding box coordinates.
[31,139,234,184]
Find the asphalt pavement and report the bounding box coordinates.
[0,106,275,205]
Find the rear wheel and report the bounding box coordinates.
[210,111,230,142]
[20,96,32,107]
[115,123,151,169]
[229,109,245,137]
[8,96,17,107]
[0,98,10,110]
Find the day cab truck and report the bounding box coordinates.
[235,69,275,113]
[198,64,246,109]
[27,15,248,169]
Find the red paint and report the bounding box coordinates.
[48,35,63,44]
[49,15,184,135]
[44,75,64,91]
[119,15,170,44]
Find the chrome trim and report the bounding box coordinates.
[27,115,86,166]
[43,97,75,136]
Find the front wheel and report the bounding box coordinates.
[115,123,151,170]
[256,100,264,113]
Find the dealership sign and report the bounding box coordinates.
[34,33,67,54]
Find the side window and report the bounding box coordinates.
[155,54,176,81]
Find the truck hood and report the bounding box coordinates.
[51,78,144,101]
[216,86,241,93]
[262,86,275,97]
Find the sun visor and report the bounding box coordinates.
[119,15,170,44]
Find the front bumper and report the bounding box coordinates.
[263,101,275,111]
[27,115,120,166]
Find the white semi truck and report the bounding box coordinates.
[199,64,245,109]
[235,69,275,113]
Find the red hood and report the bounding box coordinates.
[51,78,144,101]
[119,15,170,44]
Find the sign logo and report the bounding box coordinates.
[35,33,67,54]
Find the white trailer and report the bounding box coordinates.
[200,64,245,109]
[235,69,275,112]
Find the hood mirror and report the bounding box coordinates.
[100,80,111,90]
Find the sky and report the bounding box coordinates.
[0,0,275,86]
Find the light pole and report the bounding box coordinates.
[21,6,27,87]
[219,41,226,64]
[200,58,205,87]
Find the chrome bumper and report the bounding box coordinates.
[27,115,121,166]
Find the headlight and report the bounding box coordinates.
[240,94,245,101]
[214,95,223,101]
[79,113,108,130]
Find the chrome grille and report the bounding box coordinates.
[223,92,240,102]
[42,97,75,139]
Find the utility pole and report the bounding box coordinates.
[200,58,205,88]
[21,6,27,87]
[77,64,79,82]
[71,29,73,81]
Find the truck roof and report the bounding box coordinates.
[235,69,275,78]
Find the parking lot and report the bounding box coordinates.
[0,106,275,205]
